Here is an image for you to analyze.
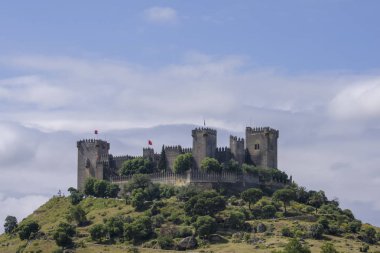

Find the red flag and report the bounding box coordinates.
[148,140,153,145]
[94,130,98,135]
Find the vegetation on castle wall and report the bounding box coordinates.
[173,153,193,173]
[121,157,154,175]
[200,157,222,173]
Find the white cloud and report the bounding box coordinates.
[329,78,380,120]
[144,6,178,24]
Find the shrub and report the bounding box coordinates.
[347,220,362,233]
[90,224,107,243]
[200,157,222,173]
[225,210,246,229]
[359,226,378,244]
[262,204,277,218]
[309,224,324,239]
[67,206,87,226]
[18,220,40,240]
[272,238,311,253]
[281,227,294,237]
[160,185,177,198]
[53,222,76,249]
[157,236,174,250]
[173,153,193,173]
[121,157,153,175]
[193,215,217,238]
[321,242,339,253]
[105,216,125,239]
[131,189,149,211]
[185,190,226,216]
[177,185,200,202]
[124,216,153,243]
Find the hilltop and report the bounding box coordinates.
[1,175,379,253]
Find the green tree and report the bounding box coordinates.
[84,177,96,196]
[158,146,167,171]
[173,153,193,173]
[225,210,246,229]
[200,157,222,173]
[273,238,311,253]
[124,216,153,243]
[185,190,226,216]
[308,191,327,213]
[193,215,217,238]
[262,205,277,218]
[90,224,107,243]
[106,183,120,198]
[223,159,240,172]
[4,215,18,234]
[53,222,76,249]
[67,206,87,226]
[309,224,324,239]
[105,216,125,240]
[131,188,149,211]
[93,180,108,197]
[321,242,339,253]
[121,157,153,175]
[359,226,378,244]
[125,174,152,192]
[69,191,83,205]
[18,220,40,240]
[241,188,263,210]
[272,189,296,214]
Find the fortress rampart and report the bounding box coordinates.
[77,125,280,190]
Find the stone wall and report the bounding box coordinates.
[192,128,217,170]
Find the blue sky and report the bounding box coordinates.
[0,1,380,231]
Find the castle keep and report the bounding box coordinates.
[77,126,279,190]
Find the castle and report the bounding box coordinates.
[77,126,280,190]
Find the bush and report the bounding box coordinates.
[273,238,311,253]
[4,215,18,234]
[105,216,125,239]
[121,157,153,175]
[53,222,76,249]
[177,185,200,202]
[157,236,174,250]
[225,210,246,229]
[347,220,362,233]
[83,178,120,198]
[18,220,40,240]
[69,191,83,205]
[160,185,177,198]
[173,153,193,173]
[262,205,277,218]
[90,224,107,243]
[124,216,153,243]
[321,242,339,253]
[200,157,222,173]
[131,189,149,211]
[359,226,378,244]
[281,227,294,237]
[67,206,87,226]
[193,215,217,238]
[185,190,226,216]
[309,224,324,239]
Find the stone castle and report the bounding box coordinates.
[77,126,279,190]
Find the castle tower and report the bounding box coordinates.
[230,135,245,165]
[143,147,155,161]
[192,128,217,170]
[245,127,278,168]
[77,139,110,191]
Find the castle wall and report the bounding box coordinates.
[164,146,182,172]
[192,128,217,170]
[245,127,279,168]
[215,147,232,164]
[77,139,110,191]
[230,135,245,165]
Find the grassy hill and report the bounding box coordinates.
[1,176,380,253]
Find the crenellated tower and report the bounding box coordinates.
[77,139,110,191]
[230,135,245,165]
[245,127,278,168]
[192,127,217,170]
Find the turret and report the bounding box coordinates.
[77,139,110,191]
[245,127,278,168]
[230,135,245,165]
[192,127,217,170]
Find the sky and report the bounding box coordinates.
[1,0,380,231]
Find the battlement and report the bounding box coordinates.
[112,155,139,160]
[192,127,217,136]
[182,147,192,154]
[164,145,182,152]
[216,146,230,153]
[230,135,244,143]
[246,126,279,137]
[77,139,110,148]
[143,147,154,151]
